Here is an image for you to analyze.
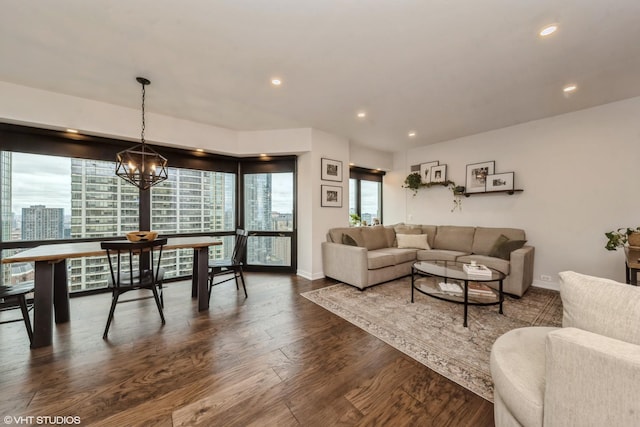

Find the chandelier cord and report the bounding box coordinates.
[140,82,146,145]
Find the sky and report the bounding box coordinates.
[9,153,294,215]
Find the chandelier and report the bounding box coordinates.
[115,77,168,190]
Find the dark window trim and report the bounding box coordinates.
[349,166,384,224]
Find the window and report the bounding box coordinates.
[349,167,385,226]
[241,159,296,271]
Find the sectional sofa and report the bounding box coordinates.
[321,224,534,297]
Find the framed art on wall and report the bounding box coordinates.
[465,161,495,193]
[486,172,514,192]
[321,158,343,182]
[420,161,439,183]
[321,185,342,207]
[430,164,447,183]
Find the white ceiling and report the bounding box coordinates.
[2,1,640,152]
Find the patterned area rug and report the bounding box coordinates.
[301,277,562,401]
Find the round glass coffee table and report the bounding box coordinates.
[411,260,506,327]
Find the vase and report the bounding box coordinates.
[628,232,640,247]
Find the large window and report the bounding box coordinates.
[241,159,296,270]
[0,124,297,291]
[349,167,385,225]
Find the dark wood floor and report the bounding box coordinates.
[0,273,493,426]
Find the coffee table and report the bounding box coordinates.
[411,260,506,327]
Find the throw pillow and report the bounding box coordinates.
[342,233,358,246]
[397,233,430,250]
[488,234,510,257]
[492,239,527,260]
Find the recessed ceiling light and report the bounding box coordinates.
[357,111,366,118]
[408,131,417,137]
[271,78,282,86]
[563,84,578,93]
[196,148,204,152]
[349,162,355,166]
[260,153,268,157]
[66,128,78,134]
[539,24,558,37]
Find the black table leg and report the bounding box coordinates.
[411,268,415,303]
[196,246,209,311]
[191,249,199,298]
[32,260,54,349]
[463,280,468,327]
[499,279,504,314]
[53,260,69,323]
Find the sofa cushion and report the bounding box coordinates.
[383,226,396,247]
[491,239,527,260]
[433,226,475,252]
[367,250,397,270]
[377,248,418,264]
[456,254,510,275]
[491,327,559,427]
[559,271,640,345]
[397,233,430,249]
[420,225,438,248]
[328,227,364,246]
[342,233,358,246]
[416,249,468,262]
[361,226,389,250]
[472,227,526,255]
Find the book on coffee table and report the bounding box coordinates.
[463,263,492,277]
[438,281,462,295]
[467,282,495,296]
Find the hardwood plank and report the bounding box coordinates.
[0,273,493,425]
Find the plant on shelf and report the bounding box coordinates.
[402,172,465,211]
[605,227,640,250]
[403,173,423,195]
[349,212,361,226]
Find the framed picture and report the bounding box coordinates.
[321,185,342,207]
[465,161,495,193]
[486,172,514,192]
[420,161,439,183]
[321,158,343,182]
[430,164,447,183]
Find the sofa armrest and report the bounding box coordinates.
[321,242,369,289]
[543,327,640,427]
[508,245,534,295]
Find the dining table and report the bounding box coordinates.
[1,236,221,348]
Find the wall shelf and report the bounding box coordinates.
[464,189,523,197]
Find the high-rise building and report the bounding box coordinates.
[69,160,231,291]
[1,152,11,242]
[244,174,273,264]
[21,205,64,240]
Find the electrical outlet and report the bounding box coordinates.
[540,275,552,282]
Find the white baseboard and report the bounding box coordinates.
[296,269,325,281]
[531,280,560,291]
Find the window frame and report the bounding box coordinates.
[349,166,385,225]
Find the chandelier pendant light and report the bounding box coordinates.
[116,77,168,190]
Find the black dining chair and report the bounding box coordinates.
[208,229,249,301]
[101,238,167,339]
[0,283,34,345]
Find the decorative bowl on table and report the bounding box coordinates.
[126,231,158,242]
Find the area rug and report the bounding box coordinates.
[301,277,562,401]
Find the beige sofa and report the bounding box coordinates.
[491,271,640,426]
[321,224,534,297]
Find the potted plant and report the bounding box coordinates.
[349,212,361,226]
[403,172,423,195]
[604,227,640,250]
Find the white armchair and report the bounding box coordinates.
[490,271,640,427]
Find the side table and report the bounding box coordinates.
[624,246,640,286]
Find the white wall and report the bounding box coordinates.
[296,129,350,280]
[388,97,640,286]
[349,143,393,171]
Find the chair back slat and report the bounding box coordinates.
[101,238,167,289]
[231,229,249,264]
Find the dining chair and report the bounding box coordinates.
[100,238,167,339]
[0,283,34,345]
[208,229,249,301]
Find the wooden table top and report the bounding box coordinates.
[2,236,222,263]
